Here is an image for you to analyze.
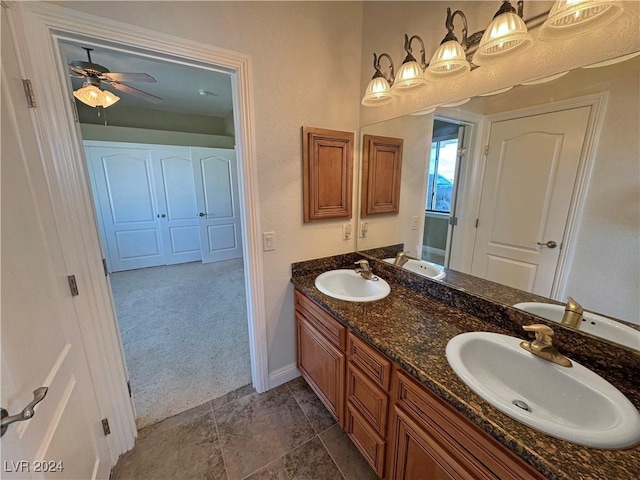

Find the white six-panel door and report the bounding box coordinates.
[191,148,243,263]
[1,18,111,478]
[470,106,591,296]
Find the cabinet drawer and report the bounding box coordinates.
[346,363,389,436]
[394,370,545,480]
[346,402,386,477]
[295,289,346,350]
[348,331,391,391]
[296,314,345,426]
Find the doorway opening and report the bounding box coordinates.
[59,39,252,428]
[422,117,470,267]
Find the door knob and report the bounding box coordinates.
[1,387,48,437]
[537,240,558,248]
[157,214,166,218]
[199,212,207,217]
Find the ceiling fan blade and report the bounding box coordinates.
[69,64,87,76]
[104,72,157,83]
[109,82,163,104]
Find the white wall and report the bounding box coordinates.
[59,1,364,375]
[81,124,235,148]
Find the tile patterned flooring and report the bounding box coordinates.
[111,378,377,480]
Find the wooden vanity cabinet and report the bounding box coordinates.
[389,370,545,480]
[294,289,545,480]
[345,332,392,477]
[295,290,346,426]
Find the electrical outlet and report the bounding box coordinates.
[263,231,276,251]
[360,222,368,238]
[343,224,352,240]
[411,216,418,230]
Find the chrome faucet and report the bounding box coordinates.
[520,324,572,367]
[562,296,584,329]
[393,251,409,267]
[354,260,375,280]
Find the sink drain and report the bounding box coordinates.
[512,399,531,412]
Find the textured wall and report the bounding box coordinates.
[60,1,364,375]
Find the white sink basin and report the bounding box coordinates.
[314,269,390,302]
[513,302,640,350]
[383,258,445,280]
[446,331,640,449]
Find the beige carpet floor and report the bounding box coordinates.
[109,259,252,429]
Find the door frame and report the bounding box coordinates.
[7,2,268,461]
[468,93,608,300]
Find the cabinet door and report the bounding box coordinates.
[392,407,479,480]
[296,314,345,426]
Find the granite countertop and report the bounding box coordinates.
[290,254,640,480]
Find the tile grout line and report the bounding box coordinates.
[210,399,231,480]
[317,428,348,480]
[239,435,322,480]
[287,380,346,480]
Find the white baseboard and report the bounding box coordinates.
[268,363,300,389]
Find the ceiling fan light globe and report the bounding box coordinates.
[73,84,103,108]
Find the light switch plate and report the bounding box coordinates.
[411,216,418,231]
[263,231,276,251]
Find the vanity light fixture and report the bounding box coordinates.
[391,34,428,92]
[362,53,396,106]
[73,80,120,108]
[473,1,533,65]
[426,8,471,80]
[539,0,624,41]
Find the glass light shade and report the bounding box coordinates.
[539,0,623,41]
[441,97,470,108]
[426,40,470,80]
[74,84,120,108]
[582,51,639,68]
[362,76,394,106]
[478,86,514,96]
[473,12,533,64]
[521,71,570,85]
[392,61,427,92]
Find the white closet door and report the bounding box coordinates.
[470,106,591,296]
[151,148,202,265]
[86,146,165,272]
[191,147,243,263]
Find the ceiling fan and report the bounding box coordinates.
[69,47,163,106]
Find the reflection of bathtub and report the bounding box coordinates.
[383,258,446,280]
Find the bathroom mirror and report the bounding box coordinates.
[356,55,640,346]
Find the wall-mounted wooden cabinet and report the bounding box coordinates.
[302,127,354,222]
[361,135,403,217]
